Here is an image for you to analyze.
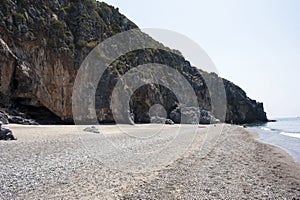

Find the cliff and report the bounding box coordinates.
[0,0,268,124]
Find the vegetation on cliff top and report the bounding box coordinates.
[0,0,137,50]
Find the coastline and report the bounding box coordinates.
[248,128,300,163]
[248,125,300,164]
[0,124,300,199]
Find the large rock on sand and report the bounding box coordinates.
[0,111,9,124]
[170,106,219,124]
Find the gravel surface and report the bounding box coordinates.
[0,124,300,199]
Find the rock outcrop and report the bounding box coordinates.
[0,110,9,124]
[170,106,219,125]
[0,0,268,124]
[0,108,39,125]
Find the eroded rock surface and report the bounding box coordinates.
[0,0,268,124]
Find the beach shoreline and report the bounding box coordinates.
[248,127,300,164]
[0,124,300,199]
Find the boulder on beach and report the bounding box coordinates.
[0,112,9,124]
[169,106,219,124]
[150,116,175,125]
[9,116,39,125]
[0,121,17,140]
[165,119,175,125]
[83,126,100,134]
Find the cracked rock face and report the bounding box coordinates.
[0,0,267,124]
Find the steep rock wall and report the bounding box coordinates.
[0,0,268,124]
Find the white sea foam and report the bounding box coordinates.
[280,132,300,139]
[261,127,271,131]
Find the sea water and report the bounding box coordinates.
[248,118,300,163]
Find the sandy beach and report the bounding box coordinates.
[0,124,300,199]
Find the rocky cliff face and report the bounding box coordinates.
[0,0,268,124]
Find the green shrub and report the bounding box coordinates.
[50,20,66,30]
[77,39,87,47]
[84,0,94,8]
[112,68,119,75]
[17,0,27,7]
[13,12,25,23]
[69,43,75,50]
[87,41,97,48]
[0,0,8,9]
[60,8,67,16]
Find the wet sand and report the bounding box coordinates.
[0,124,300,199]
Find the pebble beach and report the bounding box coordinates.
[0,124,300,199]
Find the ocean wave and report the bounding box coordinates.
[280,132,300,139]
[261,127,271,131]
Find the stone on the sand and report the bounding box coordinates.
[150,116,174,125]
[83,126,100,134]
[0,112,9,124]
[169,106,219,124]
[0,127,16,140]
[9,116,39,125]
[165,119,175,125]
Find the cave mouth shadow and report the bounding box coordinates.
[11,98,73,125]
[129,84,179,124]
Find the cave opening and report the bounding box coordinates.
[11,98,71,124]
[129,84,179,123]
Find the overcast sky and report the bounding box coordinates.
[102,0,300,118]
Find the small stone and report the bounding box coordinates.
[83,126,100,134]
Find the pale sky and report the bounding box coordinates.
[101,0,300,118]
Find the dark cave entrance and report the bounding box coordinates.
[11,98,71,124]
[129,84,179,123]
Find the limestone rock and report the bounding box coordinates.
[165,119,175,125]
[0,0,268,125]
[83,126,100,134]
[9,116,39,125]
[0,111,9,124]
[169,106,219,124]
